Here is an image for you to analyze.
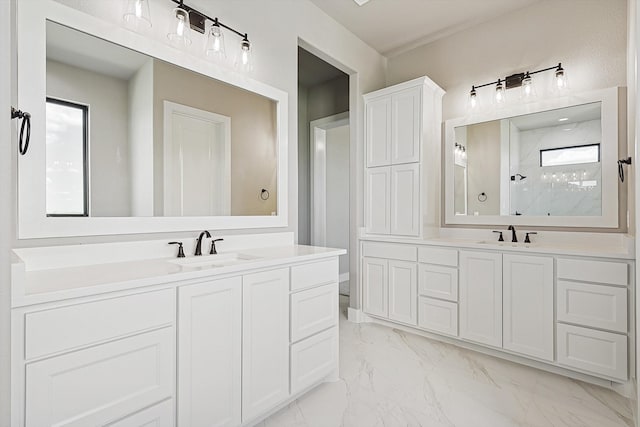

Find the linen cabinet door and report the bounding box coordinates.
[391,86,421,164]
[178,277,242,427]
[459,251,503,348]
[503,254,554,361]
[366,96,392,167]
[390,163,420,236]
[362,257,389,318]
[365,167,391,234]
[242,269,290,423]
[388,260,417,325]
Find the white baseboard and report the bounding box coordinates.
[347,308,370,323]
[339,272,349,283]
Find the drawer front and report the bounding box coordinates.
[291,258,338,292]
[557,258,628,286]
[25,289,174,360]
[291,283,338,342]
[418,297,458,337]
[418,264,458,301]
[557,281,627,333]
[26,327,175,427]
[362,241,417,262]
[107,399,174,427]
[557,323,627,381]
[290,327,338,394]
[418,247,458,267]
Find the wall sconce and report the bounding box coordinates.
[122,0,254,71]
[468,63,567,111]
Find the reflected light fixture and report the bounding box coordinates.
[123,0,152,30]
[468,62,567,111]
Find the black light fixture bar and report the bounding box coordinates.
[170,0,248,39]
[471,63,564,91]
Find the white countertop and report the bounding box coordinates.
[12,245,346,308]
[360,234,635,260]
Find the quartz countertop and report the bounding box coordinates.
[12,245,346,308]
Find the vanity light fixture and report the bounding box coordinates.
[468,63,567,110]
[164,0,253,70]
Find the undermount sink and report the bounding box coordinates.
[168,253,261,269]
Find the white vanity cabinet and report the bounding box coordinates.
[177,278,242,427]
[417,247,459,336]
[363,77,444,237]
[503,254,554,361]
[459,250,503,348]
[242,269,290,422]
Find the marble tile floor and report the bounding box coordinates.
[259,297,634,427]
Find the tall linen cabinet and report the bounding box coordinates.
[364,77,445,238]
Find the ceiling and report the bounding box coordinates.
[309,0,542,56]
[298,47,347,87]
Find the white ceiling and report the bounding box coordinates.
[309,0,542,56]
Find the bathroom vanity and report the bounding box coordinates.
[11,234,344,426]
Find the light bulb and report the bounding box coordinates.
[235,35,253,72]
[123,0,152,30]
[521,72,536,102]
[553,63,568,94]
[167,7,191,47]
[468,86,478,111]
[495,79,506,106]
[205,20,226,60]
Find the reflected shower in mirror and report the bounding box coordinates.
[453,102,602,217]
[45,21,277,217]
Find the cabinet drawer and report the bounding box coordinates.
[290,327,338,394]
[107,399,174,427]
[418,297,458,337]
[290,283,338,342]
[557,323,627,381]
[418,264,458,301]
[26,327,175,427]
[418,247,458,267]
[291,258,338,292]
[362,241,417,261]
[25,289,174,360]
[557,281,627,333]
[557,258,628,286]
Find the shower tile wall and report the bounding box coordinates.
[510,120,602,216]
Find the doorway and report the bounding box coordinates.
[297,46,351,296]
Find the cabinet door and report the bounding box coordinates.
[366,96,392,167]
[388,260,417,325]
[178,277,242,427]
[365,167,391,234]
[503,254,554,361]
[362,257,388,317]
[390,164,420,236]
[391,87,421,164]
[25,328,174,427]
[242,269,290,422]
[459,251,502,348]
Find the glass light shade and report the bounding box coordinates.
[235,37,253,72]
[520,73,536,102]
[205,22,226,60]
[167,7,192,47]
[468,87,478,111]
[555,67,568,92]
[123,0,152,30]
[494,80,506,106]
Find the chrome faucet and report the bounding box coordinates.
[194,230,211,256]
[507,225,517,243]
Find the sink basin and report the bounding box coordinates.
[168,253,261,269]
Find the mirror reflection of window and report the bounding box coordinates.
[45,98,88,217]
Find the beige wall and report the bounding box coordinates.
[387,0,629,231]
[466,121,501,215]
[47,60,132,216]
[153,60,277,216]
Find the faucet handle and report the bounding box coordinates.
[492,231,504,242]
[524,232,537,244]
[168,241,185,258]
[210,238,224,255]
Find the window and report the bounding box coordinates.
[540,144,600,167]
[46,98,89,216]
